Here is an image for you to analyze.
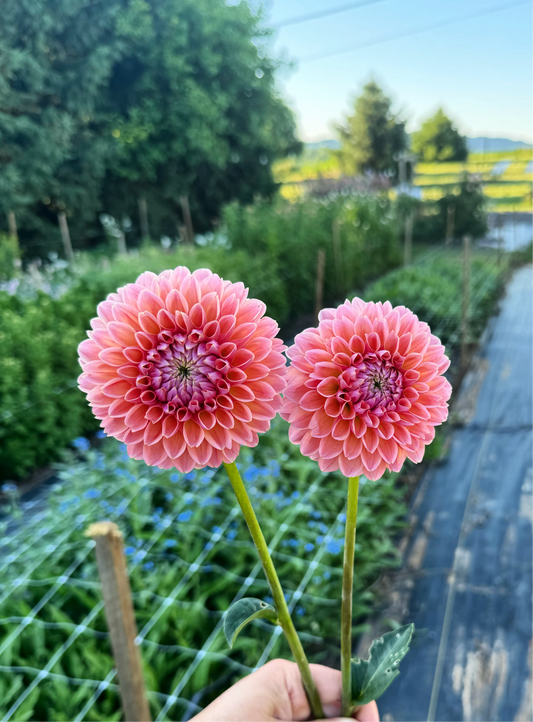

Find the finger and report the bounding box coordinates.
[354,700,380,722]
[308,662,343,716]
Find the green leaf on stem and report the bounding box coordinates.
[224,598,279,647]
[351,623,414,707]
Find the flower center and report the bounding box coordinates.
[338,356,404,415]
[136,332,224,415]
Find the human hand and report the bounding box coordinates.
[191,659,379,721]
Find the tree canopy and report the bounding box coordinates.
[411,108,468,162]
[0,0,300,257]
[336,81,407,178]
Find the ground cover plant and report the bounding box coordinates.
[0,419,408,721]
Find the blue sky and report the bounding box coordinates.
[262,0,532,143]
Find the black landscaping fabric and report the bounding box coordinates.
[378,266,532,721]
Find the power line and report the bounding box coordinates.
[271,0,389,29]
[298,0,529,62]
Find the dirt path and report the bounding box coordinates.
[378,266,532,721]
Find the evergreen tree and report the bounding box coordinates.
[337,81,407,178]
[412,108,468,162]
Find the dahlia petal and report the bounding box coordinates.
[317,377,340,397]
[310,410,335,437]
[332,417,351,441]
[78,340,101,363]
[362,427,379,453]
[339,454,365,478]
[125,404,150,431]
[107,322,137,347]
[319,436,344,459]
[300,390,325,412]
[163,433,186,458]
[343,435,363,460]
[183,419,204,447]
[102,379,133,398]
[377,437,398,464]
[144,421,163,445]
[361,447,382,471]
[403,353,423,370]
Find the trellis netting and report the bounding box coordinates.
[0,421,407,721]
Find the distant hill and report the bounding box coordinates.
[305,139,340,151]
[305,137,532,153]
[466,137,532,153]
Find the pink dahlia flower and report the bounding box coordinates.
[281,299,451,481]
[78,268,286,472]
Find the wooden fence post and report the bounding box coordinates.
[180,195,195,244]
[7,211,18,241]
[57,211,74,263]
[87,522,151,722]
[445,205,455,247]
[461,235,471,368]
[315,248,326,320]
[138,196,150,240]
[332,220,344,298]
[404,212,413,266]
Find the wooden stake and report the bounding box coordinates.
[180,195,194,244]
[332,220,344,298]
[404,212,413,266]
[315,248,326,320]
[7,210,18,241]
[138,197,150,240]
[445,205,455,247]
[57,211,74,263]
[117,230,127,255]
[461,235,471,369]
[86,522,151,722]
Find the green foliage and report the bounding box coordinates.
[224,193,402,323]
[365,248,507,355]
[0,422,408,719]
[0,195,399,482]
[336,82,407,178]
[224,598,278,647]
[1,0,300,258]
[412,176,488,244]
[0,234,20,281]
[412,109,468,163]
[350,623,414,707]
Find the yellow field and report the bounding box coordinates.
[414,148,532,212]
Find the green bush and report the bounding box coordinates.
[365,249,506,353]
[224,194,402,321]
[0,234,21,281]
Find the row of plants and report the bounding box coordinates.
[0,419,408,721]
[0,194,401,481]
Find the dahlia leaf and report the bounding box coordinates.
[351,623,414,707]
[224,598,279,647]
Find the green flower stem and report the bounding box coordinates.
[223,461,324,719]
[341,475,360,717]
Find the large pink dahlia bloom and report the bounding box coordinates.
[78,268,286,472]
[281,299,451,481]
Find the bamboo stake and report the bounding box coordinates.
[86,522,151,722]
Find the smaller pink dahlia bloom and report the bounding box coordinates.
[78,267,286,472]
[281,299,451,481]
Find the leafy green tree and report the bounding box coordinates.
[412,108,468,162]
[0,0,124,257]
[1,0,300,256]
[336,81,407,177]
[102,0,300,238]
